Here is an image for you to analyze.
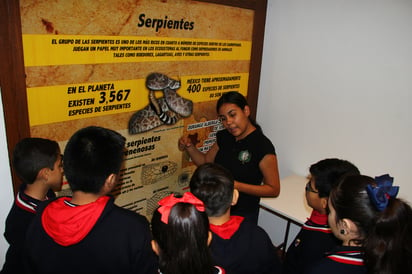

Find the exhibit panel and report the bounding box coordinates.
[1,0,267,219]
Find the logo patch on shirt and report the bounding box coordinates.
[238,150,251,164]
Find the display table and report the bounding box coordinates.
[259,174,312,252]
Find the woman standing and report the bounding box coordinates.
[179,91,280,224]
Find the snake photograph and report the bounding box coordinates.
[129,72,193,134]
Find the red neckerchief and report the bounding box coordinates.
[308,209,328,225]
[209,215,244,239]
[42,196,110,246]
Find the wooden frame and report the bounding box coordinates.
[0,0,30,194]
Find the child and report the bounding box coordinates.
[189,163,281,274]
[22,126,158,274]
[1,138,63,274]
[308,174,412,274]
[283,158,360,274]
[151,192,225,274]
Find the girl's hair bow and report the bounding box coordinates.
[366,174,399,211]
[157,192,205,224]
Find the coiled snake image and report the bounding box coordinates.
[129,73,193,134]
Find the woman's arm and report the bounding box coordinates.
[178,136,219,166]
[234,154,280,197]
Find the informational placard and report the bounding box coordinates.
[14,0,266,219]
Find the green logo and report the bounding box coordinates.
[238,150,251,164]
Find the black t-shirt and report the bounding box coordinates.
[215,129,276,223]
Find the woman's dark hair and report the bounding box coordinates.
[151,202,214,274]
[12,138,60,185]
[63,126,125,193]
[216,91,261,131]
[330,175,412,274]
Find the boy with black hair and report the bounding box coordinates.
[190,162,281,274]
[23,126,157,274]
[282,158,360,274]
[1,138,63,274]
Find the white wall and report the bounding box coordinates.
[258,0,412,203]
[0,90,14,266]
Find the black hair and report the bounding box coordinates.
[63,126,125,193]
[329,175,375,246]
[364,196,412,274]
[309,158,360,198]
[216,91,261,131]
[151,202,214,274]
[190,163,234,217]
[12,137,60,185]
[330,175,412,274]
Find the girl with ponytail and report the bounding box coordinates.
[307,174,412,274]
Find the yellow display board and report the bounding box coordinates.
[12,0,267,219]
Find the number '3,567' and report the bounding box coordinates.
[99,89,130,104]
